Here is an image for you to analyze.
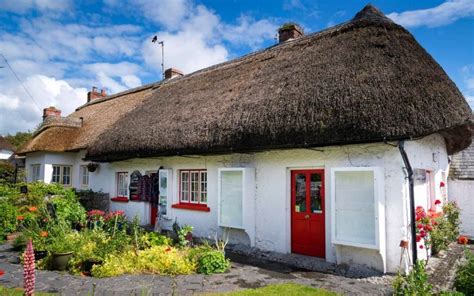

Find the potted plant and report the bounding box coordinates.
[87,163,99,172]
[48,235,75,271]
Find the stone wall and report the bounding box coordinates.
[77,191,110,212]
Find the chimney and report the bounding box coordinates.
[278,23,304,43]
[87,86,107,102]
[164,68,183,80]
[42,106,61,121]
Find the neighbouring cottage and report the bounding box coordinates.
[17,5,473,273]
[0,136,15,160]
[449,134,474,238]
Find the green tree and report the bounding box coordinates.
[4,131,32,149]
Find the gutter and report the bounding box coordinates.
[398,140,417,264]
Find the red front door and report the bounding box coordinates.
[291,169,325,258]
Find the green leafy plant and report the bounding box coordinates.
[196,250,230,275]
[454,250,474,295]
[0,199,18,240]
[443,202,460,241]
[139,232,172,248]
[392,261,433,296]
[430,202,461,254]
[175,225,193,248]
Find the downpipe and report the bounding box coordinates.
[398,140,417,264]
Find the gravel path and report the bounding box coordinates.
[0,242,393,295]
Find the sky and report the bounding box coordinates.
[0,0,473,135]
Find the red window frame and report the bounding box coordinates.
[172,169,210,212]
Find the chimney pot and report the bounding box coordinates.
[164,68,184,80]
[278,23,304,43]
[42,106,61,121]
[87,86,107,102]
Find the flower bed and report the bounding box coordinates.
[0,183,230,277]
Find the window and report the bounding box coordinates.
[179,170,207,205]
[51,165,72,186]
[31,164,41,182]
[218,169,244,228]
[331,167,385,250]
[117,172,129,198]
[80,165,89,187]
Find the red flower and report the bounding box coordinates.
[87,210,105,217]
[439,181,445,187]
[434,199,441,205]
[419,245,424,249]
[16,215,25,221]
[28,206,38,212]
[420,230,426,238]
[425,225,433,232]
[416,235,422,242]
[0,269,5,277]
[458,236,468,245]
[165,247,172,252]
[417,224,423,229]
[39,231,48,238]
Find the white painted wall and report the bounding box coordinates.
[0,149,13,160]
[24,133,449,273]
[448,180,474,237]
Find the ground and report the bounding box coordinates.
[0,242,392,295]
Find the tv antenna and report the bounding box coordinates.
[152,36,165,79]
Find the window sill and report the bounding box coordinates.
[111,197,129,203]
[172,203,210,212]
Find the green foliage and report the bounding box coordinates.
[4,131,32,149]
[176,224,193,248]
[431,202,461,254]
[139,231,172,248]
[49,194,86,226]
[392,261,433,296]
[91,245,195,277]
[454,250,474,295]
[443,202,460,241]
[209,283,338,296]
[196,250,230,275]
[0,199,18,239]
[0,162,16,184]
[0,285,56,296]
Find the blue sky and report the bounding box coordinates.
[0,0,473,134]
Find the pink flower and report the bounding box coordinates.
[416,235,422,242]
[420,230,426,238]
[435,199,441,205]
[87,210,105,217]
[419,245,424,249]
[417,224,423,229]
[439,181,445,187]
[23,240,35,296]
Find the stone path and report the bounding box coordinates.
[0,242,394,295]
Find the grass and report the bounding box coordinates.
[0,285,57,295]
[209,283,338,296]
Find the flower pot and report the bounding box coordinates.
[82,259,102,273]
[34,250,48,261]
[51,252,73,271]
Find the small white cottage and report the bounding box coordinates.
[18,5,473,273]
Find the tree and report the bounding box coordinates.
[4,131,32,149]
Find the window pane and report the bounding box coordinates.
[181,172,189,201]
[200,171,207,203]
[310,173,322,213]
[62,166,71,185]
[159,170,168,216]
[294,173,306,213]
[220,170,243,227]
[52,166,60,183]
[190,172,199,203]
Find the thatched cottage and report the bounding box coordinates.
[18,5,473,273]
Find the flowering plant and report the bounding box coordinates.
[434,199,441,206]
[458,236,468,245]
[415,206,433,250]
[87,210,105,222]
[0,269,4,277]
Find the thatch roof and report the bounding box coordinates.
[0,136,15,152]
[85,5,472,162]
[450,134,474,180]
[17,85,155,155]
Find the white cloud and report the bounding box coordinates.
[0,0,72,14]
[220,16,278,49]
[135,0,189,29]
[121,75,142,89]
[387,0,474,28]
[0,75,87,134]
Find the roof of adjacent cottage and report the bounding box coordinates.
[18,5,473,161]
[85,5,472,161]
[0,136,15,152]
[450,135,474,180]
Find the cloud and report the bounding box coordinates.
[135,0,189,30]
[0,0,72,14]
[387,0,474,28]
[83,62,144,93]
[0,75,87,134]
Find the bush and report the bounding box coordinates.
[430,202,461,255]
[454,250,474,295]
[443,202,460,241]
[0,200,18,240]
[393,261,432,296]
[91,246,195,277]
[196,250,230,275]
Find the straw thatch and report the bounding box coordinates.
[17,86,155,155]
[0,136,15,151]
[84,5,472,162]
[450,134,474,180]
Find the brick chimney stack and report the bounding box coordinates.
[278,23,304,43]
[87,86,107,102]
[42,106,61,121]
[164,68,183,80]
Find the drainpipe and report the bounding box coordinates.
[398,140,417,264]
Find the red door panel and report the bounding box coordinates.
[291,170,325,258]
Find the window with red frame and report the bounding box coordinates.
[117,172,129,198]
[180,170,207,205]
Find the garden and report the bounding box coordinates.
[0,182,230,279]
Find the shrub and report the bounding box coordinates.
[0,200,18,240]
[139,232,172,248]
[443,202,460,241]
[91,246,195,277]
[50,195,86,226]
[431,202,461,254]
[392,261,432,296]
[196,250,230,275]
[454,250,474,295]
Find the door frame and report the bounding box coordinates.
[288,167,326,258]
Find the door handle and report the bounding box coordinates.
[304,214,310,219]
